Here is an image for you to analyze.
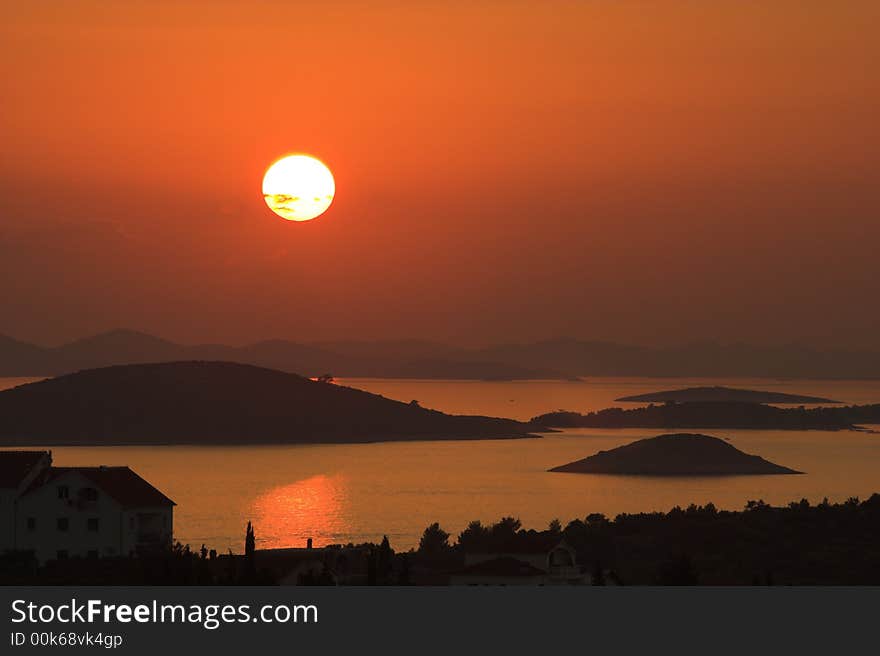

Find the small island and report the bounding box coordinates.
[0,361,538,445]
[549,433,802,476]
[615,386,840,404]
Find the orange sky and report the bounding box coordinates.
[1,1,879,347]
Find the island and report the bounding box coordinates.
[0,361,539,445]
[531,401,880,430]
[549,433,802,476]
[615,386,840,404]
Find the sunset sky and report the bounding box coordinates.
[2,1,878,348]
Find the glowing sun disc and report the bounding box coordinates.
[262,154,335,221]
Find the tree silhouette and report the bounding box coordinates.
[245,521,256,558]
[488,516,521,550]
[457,520,490,551]
[377,535,393,583]
[418,522,450,555]
[244,521,256,583]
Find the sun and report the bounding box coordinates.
[262,154,335,222]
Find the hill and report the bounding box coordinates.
[549,433,801,475]
[615,386,839,404]
[0,361,537,445]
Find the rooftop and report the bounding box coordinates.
[25,466,175,508]
[0,450,50,488]
[455,556,547,578]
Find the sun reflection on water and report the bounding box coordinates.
[249,474,350,549]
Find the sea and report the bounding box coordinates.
[2,376,878,552]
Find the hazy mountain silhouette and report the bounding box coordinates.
[0,361,537,445]
[471,338,880,379]
[0,334,50,374]
[2,330,880,379]
[0,330,558,380]
[549,433,802,475]
[615,386,840,404]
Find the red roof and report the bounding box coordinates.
[26,466,175,508]
[455,556,547,577]
[0,451,50,488]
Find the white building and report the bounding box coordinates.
[0,451,175,564]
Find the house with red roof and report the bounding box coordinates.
[0,451,174,564]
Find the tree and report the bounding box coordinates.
[244,521,256,582]
[377,535,393,583]
[586,513,608,526]
[245,521,256,558]
[489,517,521,551]
[548,518,563,534]
[418,522,450,555]
[457,520,490,552]
[367,549,377,586]
[398,552,411,585]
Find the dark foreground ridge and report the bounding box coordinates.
[615,385,840,404]
[5,495,879,585]
[549,433,801,476]
[0,361,537,445]
[532,401,880,430]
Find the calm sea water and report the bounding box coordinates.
[2,376,879,551]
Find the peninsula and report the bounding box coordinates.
[531,401,880,430]
[0,361,538,445]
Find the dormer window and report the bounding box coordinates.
[81,487,98,501]
[57,486,69,500]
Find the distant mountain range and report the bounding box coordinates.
[1,330,880,380]
[0,362,536,445]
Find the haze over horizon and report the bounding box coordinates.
[2,1,879,348]
[3,326,880,353]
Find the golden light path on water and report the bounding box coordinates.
[250,474,349,549]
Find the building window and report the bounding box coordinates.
[87,550,99,559]
[56,550,68,560]
[57,486,69,500]
[82,487,98,501]
[26,517,36,532]
[87,518,100,532]
[130,517,135,529]
[57,517,69,532]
